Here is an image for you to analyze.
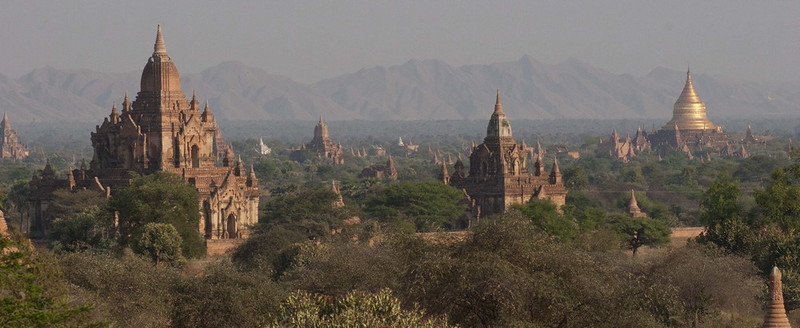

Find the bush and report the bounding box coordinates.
[1,238,105,328]
[268,289,453,328]
[59,252,181,327]
[171,261,285,328]
[133,223,184,265]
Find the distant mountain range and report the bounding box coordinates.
[0,56,798,123]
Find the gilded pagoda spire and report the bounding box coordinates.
[762,266,792,328]
[663,67,718,131]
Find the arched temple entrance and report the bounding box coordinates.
[226,214,237,238]
[191,145,200,168]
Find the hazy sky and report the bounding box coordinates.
[2,1,798,83]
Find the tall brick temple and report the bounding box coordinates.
[448,91,567,218]
[292,116,345,164]
[25,26,259,239]
[0,113,29,160]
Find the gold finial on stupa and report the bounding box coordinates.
[663,68,718,131]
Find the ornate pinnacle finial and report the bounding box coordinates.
[154,24,167,55]
[494,89,503,113]
[319,114,324,125]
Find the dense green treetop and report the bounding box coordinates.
[106,172,205,258]
[365,182,466,232]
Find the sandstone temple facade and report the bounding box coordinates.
[0,113,29,160]
[25,26,259,240]
[448,91,567,218]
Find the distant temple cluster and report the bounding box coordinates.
[446,92,567,220]
[599,70,752,162]
[291,116,345,164]
[24,26,259,239]
[358,155,398,180]
[0,113,28,160]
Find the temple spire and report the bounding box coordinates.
[629,190,639,210]
[122,92,131,111]
[154,24,167,55]
[439,162,450,184]
[494,89,503,113]
[549,157,562,184]
[486,90,512,140]
[190,91,199,110]
[628,190,646,217]
[110,102,119,124]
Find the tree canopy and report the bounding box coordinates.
[107,172,205,258]
[365,182,466,231]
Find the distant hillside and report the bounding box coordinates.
[0,56,798,123]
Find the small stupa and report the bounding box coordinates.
[762,266,792,328]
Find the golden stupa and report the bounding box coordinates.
[662,69,719,131]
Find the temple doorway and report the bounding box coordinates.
[191,145,200,168]
[226,214,237,238]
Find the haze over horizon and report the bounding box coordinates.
[2,1,798,84]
